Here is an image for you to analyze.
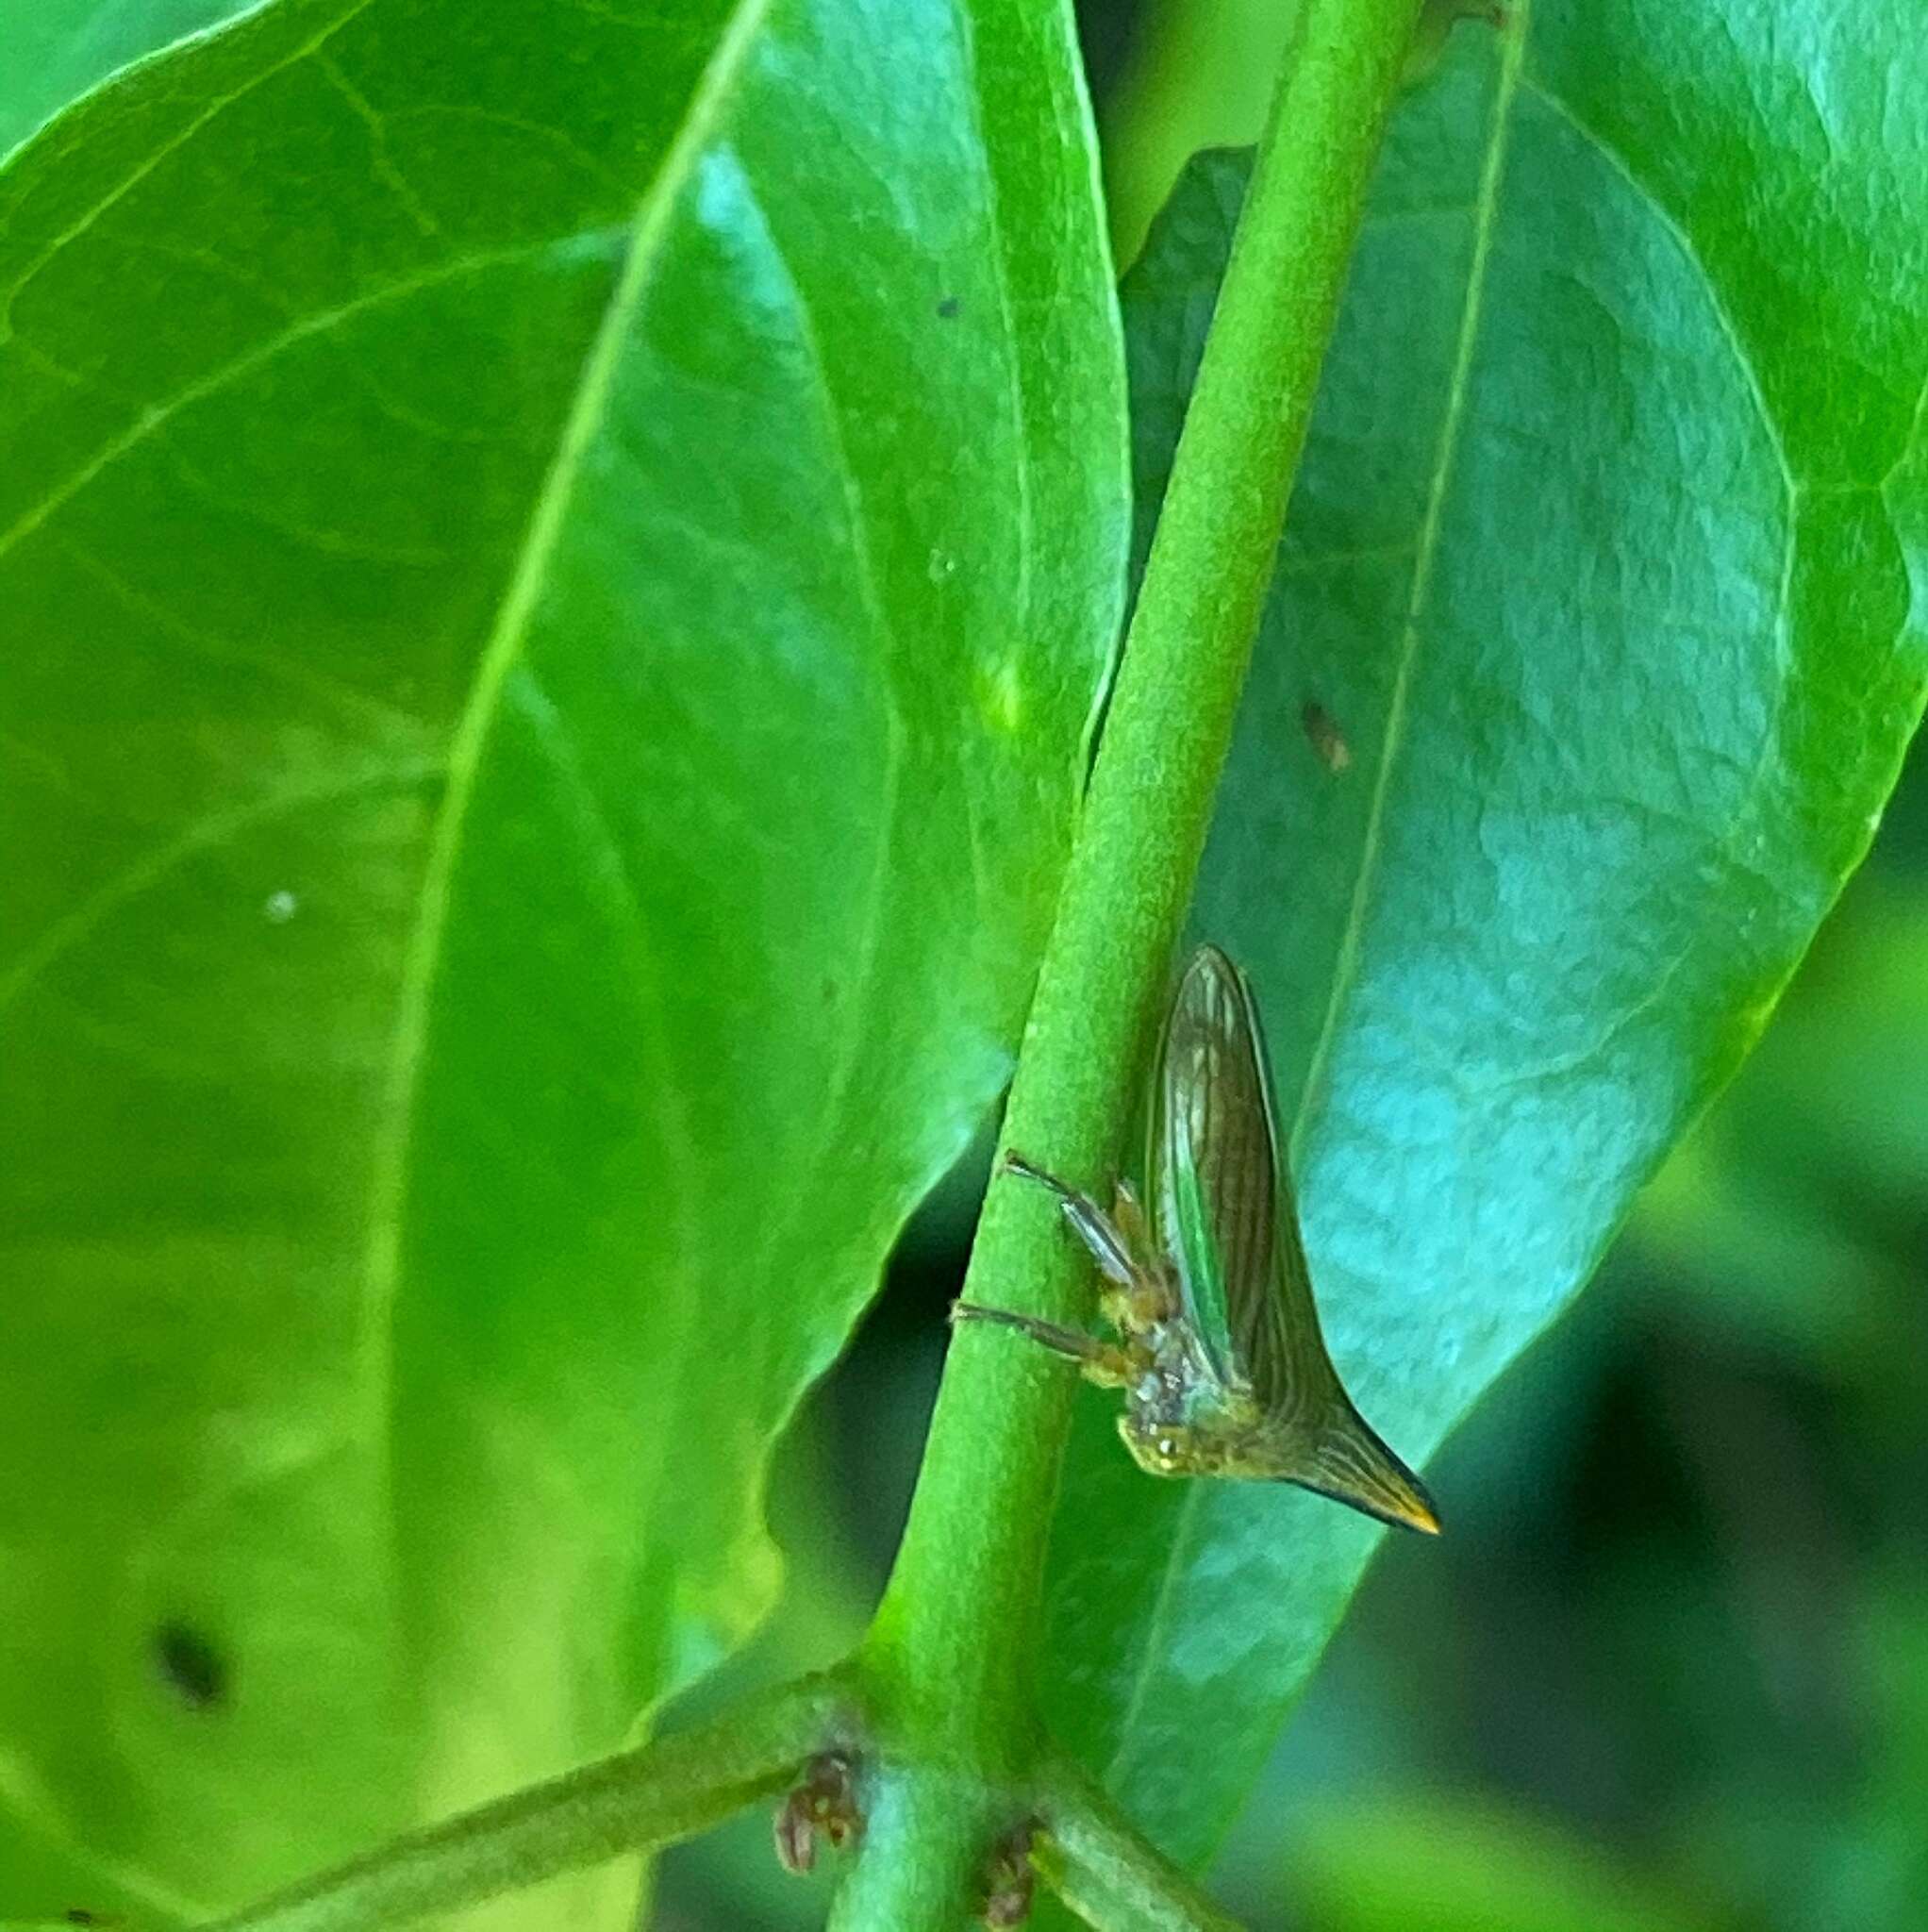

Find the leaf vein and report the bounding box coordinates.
[60,532,426,737]
[0,757,442,1022]
[507,665,704,1226]
[1518,75,1797,504]
[1289,10,1530,1155]
[1102,1486,1203,1785]
[0,0,381,325]
[316,52,444,240]
[729,155,906,1253]
[0,232,627,563]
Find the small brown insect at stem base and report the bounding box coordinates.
[773,1752,863,1875]
[980,1822,1037,1927]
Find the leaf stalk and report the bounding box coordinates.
[1033,1757,1246,1932]
[201,1674,852,1932]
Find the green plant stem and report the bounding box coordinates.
[201,1674,851,1932]
[823,1763,1002,1930]
[850,0,1421,1917]
[1034,1758,1245,1932]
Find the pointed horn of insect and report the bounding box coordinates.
[1293,1403,1441,1536]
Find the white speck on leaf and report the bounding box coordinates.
[264,891,299,924]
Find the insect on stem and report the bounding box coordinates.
[958,948,1440,1533]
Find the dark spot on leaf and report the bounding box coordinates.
[936,294,960,320]
[155,1622,228,1710]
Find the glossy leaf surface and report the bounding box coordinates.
[1039,0,1927,1886]
[0,0,1125,1918]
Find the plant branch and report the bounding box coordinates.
[201,1674,852,1932]
[1034,1758,1245,1932]
[848,0,1422,1915]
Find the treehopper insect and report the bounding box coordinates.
[956,945,1438,1534]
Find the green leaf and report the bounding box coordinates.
[0,1798,188,1932]
[0,0,1125,1919]
[1282,1791,1717,1932]
[0,0,257,161]
[1039,0,1926,1881]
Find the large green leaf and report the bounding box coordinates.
[1039,0,1927,1884]
[0,0,1125,1919]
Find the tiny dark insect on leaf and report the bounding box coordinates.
[956,945,1438,1533]
[1301,700,1351,771]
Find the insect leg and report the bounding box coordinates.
[949,1301,1134,1389]
[1000,1150,1141,1288]
[1107,1176,1179,1325]
[1111,1175,1153,1252]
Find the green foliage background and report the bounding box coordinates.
[3,1,1925,1929]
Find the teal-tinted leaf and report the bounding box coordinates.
[0,0,258,160]
[1039,0,1926,1882]
[0,0,1125,1918]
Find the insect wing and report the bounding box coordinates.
[1150,948,1283,1391]
[1153,946,1441,1532]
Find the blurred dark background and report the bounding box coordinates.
[657,4,1928,1925]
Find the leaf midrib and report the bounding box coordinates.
[357,0,777,1513]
